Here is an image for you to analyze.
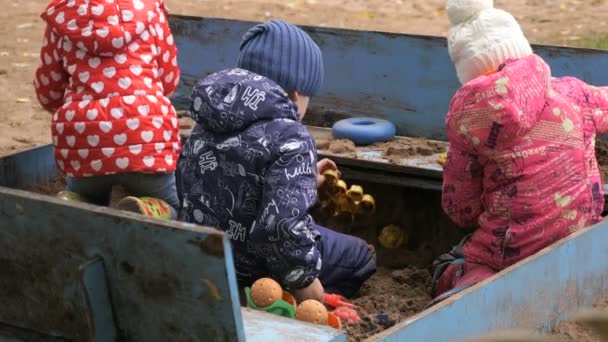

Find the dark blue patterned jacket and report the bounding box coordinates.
[177,68,322,289]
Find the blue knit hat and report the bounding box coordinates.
[237,19,324,97]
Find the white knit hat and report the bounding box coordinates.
[446,0,532,84]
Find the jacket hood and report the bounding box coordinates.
[41,0,161,56]
[447,54,551,149]
[190,68,299,133]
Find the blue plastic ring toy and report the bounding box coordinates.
[332,117,396,146]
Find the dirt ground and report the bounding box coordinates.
[3,0,608,155]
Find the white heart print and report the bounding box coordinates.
[67,64,77,74]
[86,109,98,120]
[63,40,73,52]
[112,37,124,48]
[79,71,89,83]
[122,10,134,21]
[152,117,163,128]
[141,131,153,142]
[154,143,164,153]
[165,155,173,166]
[77,4,87,16]
[114,54,127,64]
[91,160,103,171]
[74,122,86,134]
[146,95,158,104]
[40,75,50,86]
[133,0,145,10]
[91,5,104,16]
[161,105,169,115]
[55,12,65,24]
[99,121,112,133]
[60,149,69,158]
[87,135,100,147]
[129,144,142,155]
[71,160,81,171]
[137,105,150,116]
[76,50,86,60]
[140,54,152,64]
[118,77,132,89]
[116,158,129,169]
[67,19,78,31]
[127,118,140,130]
[102,147,114,157]
[130,65,143,76]
[66,136,76,147]
[56,123,64,134]
[136,22,145,34]
[88,58,101,69]
[134,90,146,96]
[123,95,136,104]
[103,67,116,78]
[128,42,140,52]
[114,134,127,145]
[92,82,104,93]
[78,149,89,159]
[108,15,119,25]
[65,110,76,121]
[143,156,155,167]
[171,117,177,128]
[99,98,110,107]
[111,108,124,119]
[144,78,153,88]
[78,100,90,109]
[96,27,109,38]
[51,71,62,81]
[163,130,172,141]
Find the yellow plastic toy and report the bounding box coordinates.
[437,152,448,166]
[320,170,376,218]
[378,224,406,249]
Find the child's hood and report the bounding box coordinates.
[41,0,161,56]
[189,68,300,134]
[447,54,552,149]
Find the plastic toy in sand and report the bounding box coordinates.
[378,224,407,249]
[245,278,342,329]
[245,278,297,319]
[317,169,376,221]
[324,293,363,324]
[437,152,448,166]
[332,117,396,146]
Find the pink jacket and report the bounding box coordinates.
[442,54,608,271]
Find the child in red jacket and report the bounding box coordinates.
[34,0,181,218]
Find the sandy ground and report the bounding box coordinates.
[2,0,608,155]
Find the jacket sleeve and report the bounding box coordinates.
[441,141,484,228]
[581,83,608,135]
[34,25,68,113]
[249,125,322,289]
[153,2,180,98]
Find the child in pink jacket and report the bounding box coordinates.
[433,0,608,301]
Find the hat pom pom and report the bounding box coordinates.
[446,0,493,25]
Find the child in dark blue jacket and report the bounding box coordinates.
[177,20,376,302]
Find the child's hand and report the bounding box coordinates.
[316,159,338,188]
[292,278,325,303]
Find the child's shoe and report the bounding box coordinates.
[56,190,86,202]
[117,196,172,219]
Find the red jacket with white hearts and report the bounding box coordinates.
[34,0,181,177]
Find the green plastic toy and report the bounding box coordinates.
[245,287,296,319]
